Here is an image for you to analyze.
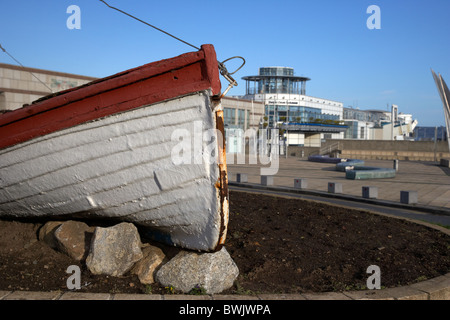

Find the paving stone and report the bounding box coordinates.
[258,294,306,300]
[409,274,450,300]
[303,292,351,300]
[163,294,212,300]
[113,294,163,300]
[0,291,12,300]
[212,295,260,300]
[59,292,112,300]
[4,291,61,300]
[344,287,428,300]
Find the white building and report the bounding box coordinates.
[344,105,418,140]
[240,67,346,147]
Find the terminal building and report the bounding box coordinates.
[239,66,346,147]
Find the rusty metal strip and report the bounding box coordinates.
[212,97,229,251]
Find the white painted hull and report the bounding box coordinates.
[0,91,226,251]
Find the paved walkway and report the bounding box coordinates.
[228,157,450,208]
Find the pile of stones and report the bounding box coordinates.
[38,220,239,294]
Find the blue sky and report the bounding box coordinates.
[1,0,449,126]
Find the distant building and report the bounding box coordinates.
[414,126,447,141]
[228,66,420,149]
[222,96,264,131]
[239,66,346,147]
[0,63,96,111]
[222,97,264,153]
[343,105,418,140]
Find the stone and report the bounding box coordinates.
[86,222,143,277]
[155,247,239,294]
[38,221,64,249]
[132,245,166,284]
[54,220,94,261]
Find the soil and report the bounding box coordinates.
[1,190,450,295]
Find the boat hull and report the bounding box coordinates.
[0,45,228,252]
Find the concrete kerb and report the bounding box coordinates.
[228,182,450,217]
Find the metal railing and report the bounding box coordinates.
[320,141,341,155]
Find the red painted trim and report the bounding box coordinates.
[0,44,221,150]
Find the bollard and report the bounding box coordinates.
[236,173,248,183]
[261,175,274,186]
[400,190,418,204]
[328,182,342,194]
[362,186,378,199]
[393,159,399,171]
[294,178,308,189]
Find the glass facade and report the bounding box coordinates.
[344,121,359,139]
[224,107,251,130]
[224,108,235,127]
[414,126,447,141]
[242,66,343,129]
[243,67,309,95]
[265,105,340,126]
[259,67,294,76]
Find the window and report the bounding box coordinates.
[224,108,235,126]
[238,109,245,129]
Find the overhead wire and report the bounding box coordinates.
[99,0,200,51]
[0,43,53,93]
[98,0,245,93]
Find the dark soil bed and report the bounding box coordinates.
[1,190,449,295]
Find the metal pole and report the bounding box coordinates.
[434,126,438,162]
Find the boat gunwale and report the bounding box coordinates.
[0,44,221,150]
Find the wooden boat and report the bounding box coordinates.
[0,44,229,252]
